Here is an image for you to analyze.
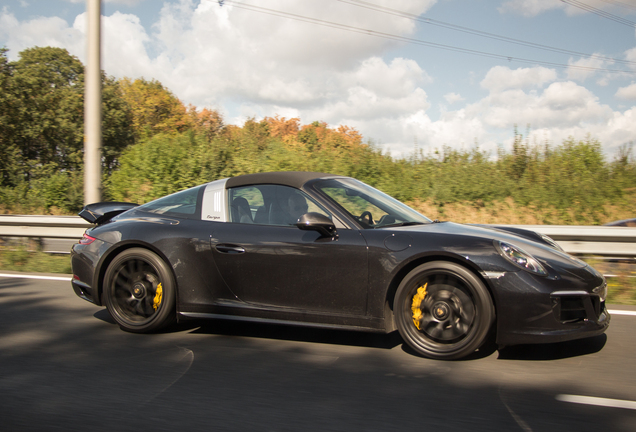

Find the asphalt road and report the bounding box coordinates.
[1,272,635,432]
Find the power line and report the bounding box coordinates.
[595,0,636,12]
[561,0,636,27]
[222,0,636,75]
[339,0,636,67]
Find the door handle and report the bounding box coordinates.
[215,244,246,254]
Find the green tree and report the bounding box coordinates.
[0,48,21,186]
[9,46,85,176]
[102,76,134,172]
[0,47,134,180]
[0,46,134,212]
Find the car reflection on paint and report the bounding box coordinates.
[71,172,610,360]
[604,218,636,227]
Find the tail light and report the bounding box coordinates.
[79,233,96,245]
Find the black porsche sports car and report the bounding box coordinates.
[71,171,609,359]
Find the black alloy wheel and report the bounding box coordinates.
[394,261,494,360]
[103,248,176,333]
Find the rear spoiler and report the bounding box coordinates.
[79,202,139,225]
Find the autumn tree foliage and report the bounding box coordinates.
[2,45,635,225]
[263,116,363,152]
[0,47,226,212]
[118,77,224,143]
[118,77,190,140]
[107,115,377,203]
[188,106,224,139]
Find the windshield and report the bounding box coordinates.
[314,178,431,228]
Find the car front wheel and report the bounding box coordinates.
[103,248,176,333]
[394,261,494,360]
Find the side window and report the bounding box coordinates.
[228,186,263,223]
[228,185,332,226]
[137,185,202,217]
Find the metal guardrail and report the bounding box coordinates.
[0,215,636,257]
[0,215,91,254]
[0,215,91,239]
[509,225,636,257]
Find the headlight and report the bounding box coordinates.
[540,234,563,252]
[593,281,608,303]
[496,241,547,276]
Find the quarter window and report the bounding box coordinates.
[137,185,202,217]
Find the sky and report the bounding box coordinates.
[2,0,636,159]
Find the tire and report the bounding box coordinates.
[394,261,494,360]
[103,248,176,333]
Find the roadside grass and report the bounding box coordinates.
[584,258,636,305]
[0,246,72,274]
[1,246,634,305]
[407,196,636,226]
[606,277,636,305]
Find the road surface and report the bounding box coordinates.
[0,272,635,431]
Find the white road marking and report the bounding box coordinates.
[556,394,636,410]
[0,273,636,317]
[608,309,636,316]
[500,387,534,432]
[0,273,71,282]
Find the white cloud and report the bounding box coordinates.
[498,0,614,17]
[134,0,438,109]
[2,0,635,160]
[0,10,84,60]
[378,69,625,158]
[498,0,563,17]
[567,54,610,82]
[480,66,557,92]
[350,57,432,98]
[616,83,636,100]
[625,47,636,67]
[92,11,154,78]
[444,92,464,104]
[478,80,611,129]
[63,0,148,4]
[526,106,636,154]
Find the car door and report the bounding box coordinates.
[211,184,369,315]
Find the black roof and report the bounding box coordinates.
[225,171,342,189]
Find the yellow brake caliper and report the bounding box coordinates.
[153,283,163,311]
[411,283,428,330]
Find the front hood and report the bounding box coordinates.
[389,221,546,247]
[389,221,592,278]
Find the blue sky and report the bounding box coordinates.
[2,0,636,158]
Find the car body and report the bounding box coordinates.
[604,218,636,227]
[71,171,610,359]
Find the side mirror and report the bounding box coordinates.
[296,212,338,238]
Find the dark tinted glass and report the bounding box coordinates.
[137,186,202,216]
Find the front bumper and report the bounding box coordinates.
[487,270,610,346]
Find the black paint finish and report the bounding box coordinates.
[71,172,609,351]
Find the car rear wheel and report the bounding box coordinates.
[103,248,176,333]
[394,261,494,360]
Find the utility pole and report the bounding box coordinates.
[84,0,102,204]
